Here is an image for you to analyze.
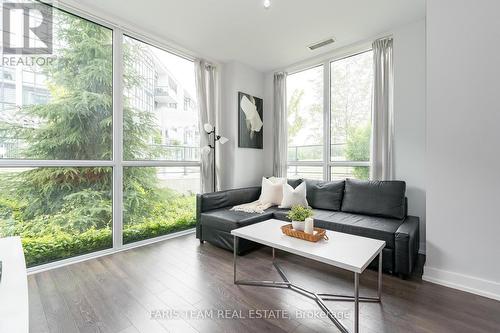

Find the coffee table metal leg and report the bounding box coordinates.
[233,235,238,284]
[273,260,290,284]
[378,251,383,301]
[354,272,359,333]
[315,296,349,333]
[233,247,383,333]
[317,250,383,302]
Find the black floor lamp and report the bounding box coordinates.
[203,123,228,192]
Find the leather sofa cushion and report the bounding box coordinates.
[200,207,277,232]
[341,179,406,219]
[287,178,303,189]
[273,208,334,222]
[273,209,403,248]
[305,179,345,211]
[273,208,290,221]
[314,212,404,248]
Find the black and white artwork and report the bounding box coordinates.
[238,92,263,149]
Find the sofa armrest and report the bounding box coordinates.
[196,193,203,239]
[394,215,420,276]
[199,187,262,212]
[196,187,261,240]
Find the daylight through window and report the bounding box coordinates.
[0,2,200,267]
[286,51,374,181]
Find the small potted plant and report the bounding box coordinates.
[287,205,314,231]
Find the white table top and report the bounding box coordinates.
[231,219,385,274]
[0,236,29,333]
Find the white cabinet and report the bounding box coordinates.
[0,236,29,333]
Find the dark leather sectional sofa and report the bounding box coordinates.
[196,178,420,277]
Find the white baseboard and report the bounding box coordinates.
[423,266,500,301]
[418,241,426,255]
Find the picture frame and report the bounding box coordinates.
[238,91,263,149]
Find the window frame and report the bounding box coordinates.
[0,2,202,273]
[286,48,374,181]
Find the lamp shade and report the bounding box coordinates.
[201,145,212,155]
[203,123,214,133]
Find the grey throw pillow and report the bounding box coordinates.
[305,179,345,211]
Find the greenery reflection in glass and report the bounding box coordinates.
[123,167,198,244]
[0,167,113,267]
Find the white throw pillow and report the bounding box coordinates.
[259,177,285,205]
[279,182,308,208]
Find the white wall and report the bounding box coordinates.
[425,0,500,301]
[219,62,271,189]
[393,20,427,253]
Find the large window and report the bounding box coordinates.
[123,36,199,161]
[287,51,373,181]
[123,167,199,244]
[330,51,373,180]
[286,65,324,163]
[0,4,114,267]
[122,37,199,243]
[0,10,113,160]
[0,2,200,268]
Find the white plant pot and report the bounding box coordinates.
[292,221,305,231]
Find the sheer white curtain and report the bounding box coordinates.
[371,38,394,180]
[195,60,218,193]
[273,72,287,177]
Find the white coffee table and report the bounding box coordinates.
[231,219,385,333]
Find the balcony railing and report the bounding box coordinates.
[0,140,21,159]
[150,144,200,162]
[287,144,371,180]
[154,86,169,97]
[0,139,200,162]
[288,143,348,162]
[288,144,371,163]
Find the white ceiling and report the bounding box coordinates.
[68,0,425,72]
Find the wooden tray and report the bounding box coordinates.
[280,224,329,242]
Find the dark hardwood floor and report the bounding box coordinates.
[28,234,500,333]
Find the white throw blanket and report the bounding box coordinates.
[231,200,273,214]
